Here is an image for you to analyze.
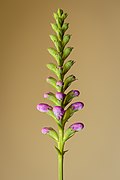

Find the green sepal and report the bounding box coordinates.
[61,13,68,20]
[62,34,71,47]
[63,60,75,76]
[63,75,77,92]
[44,92,61,106]
[48,48,62,65]
[62,23,69,33]
[55,146,62,155]
[49,35,62,52]
[46,76,57,88]
[57,9,63,17]
[62,47,73,61]
[62,106,75,125]
[46,63,60,78]
[63,128,76,142]
[51,23,63,40]
[63,89,78,107]
[48,128,59,142]
[53,13,63,28]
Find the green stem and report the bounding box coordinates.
[58,126,64,180]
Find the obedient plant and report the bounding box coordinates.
[37,8,84,180]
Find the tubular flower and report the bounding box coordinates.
[37,103,52,112]
[53,106,65,120]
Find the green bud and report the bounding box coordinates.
[50,35,62,52]
[57,8,63,17]
[53,12,63,28]
[63,75,77,91]
[51,23,63,41]
[62,47,73,61]
[61,13,68,20]
[63,60,75,75]
[62,34,71,47]
[62,23,69,33]
[46,63,59,78]
[48,48,62,65]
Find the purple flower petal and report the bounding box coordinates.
[44,92,52,98]
[53,106,65,120]
[55,92,66,100]
[72,90,80,96]
[56,80,64,87]
[71,102,84,110]
[37,103,52,112]
[41,127,50,134]
[70,122,84,131]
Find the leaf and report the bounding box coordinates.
[62,47,73,61]
[63,75,77,92]
[62,34,71,47]
[55,146,62,155]
[63,149,69,155]
[63,60,75,75]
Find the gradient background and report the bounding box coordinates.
[1,0,120,180]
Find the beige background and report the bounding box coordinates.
[0,0,120,180]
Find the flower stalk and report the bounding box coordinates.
[36,8,85,180]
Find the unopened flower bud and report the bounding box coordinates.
[37,103,52,112]
[71,102,84,110]
[72,90,80,96]
[70,122,84,131]
[56,80,64,87]
[44,92,52,98]
[55,92,66,100]
[53,106,65,120]
[41,127,50,134]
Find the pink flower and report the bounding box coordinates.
[55,92,66,100]
[56,80,64,87]
[70,122,84,131]
[72,90,80,96]
[53,106,65,120]
[41,127,50,134]
[37,103,52,112]
[71,102,84,110]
